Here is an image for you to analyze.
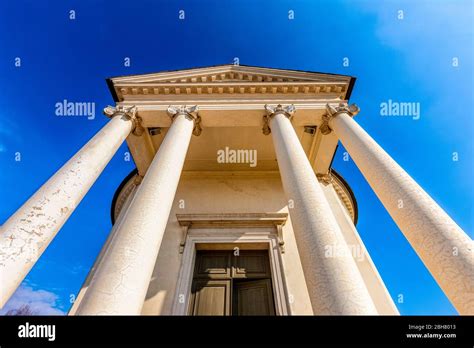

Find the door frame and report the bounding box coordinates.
[171,213,290,315]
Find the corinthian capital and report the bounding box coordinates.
[103,105,144,136]
[325,102,360,118]
[103,105,138,119]
[167,105,198,119]
[262,104,296,135]
[320,102,360,135]
[167,105,201,136]
[264,104,296,117]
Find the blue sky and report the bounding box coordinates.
[0,0,472,315]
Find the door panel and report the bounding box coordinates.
[189,250,276,315]
[190,280,231,316]
[232,250,271,278]
[233,279,275,316]
[194,251,231,279]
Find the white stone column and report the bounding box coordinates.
[326,103,474,314]
[75,106,199,315]
[0,105,137,308]
[264,104,377,314]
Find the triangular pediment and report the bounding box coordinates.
[107,65,354,101]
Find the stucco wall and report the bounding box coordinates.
[70,172,398,315]
[140,173,314,315]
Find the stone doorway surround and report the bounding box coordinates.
[171,213,290,315]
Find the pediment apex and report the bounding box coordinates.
[108,64,353,85]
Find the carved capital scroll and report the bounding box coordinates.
[320,102,360,135]
[103,105,144,136]
[262,104,296,135]
[167,105,201,136]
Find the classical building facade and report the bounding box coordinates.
[1,65,472,315]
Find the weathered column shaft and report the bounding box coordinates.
[265,104,377,314]
[328,104,474,314]
[0,107,136,308]
[75,106,198,315]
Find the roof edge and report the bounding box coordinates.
[345,76,356,101]
[106,77,119,103]
[105,63,355,85]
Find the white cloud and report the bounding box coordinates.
[0,285,65,316]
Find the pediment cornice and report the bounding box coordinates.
[107,65,354,102]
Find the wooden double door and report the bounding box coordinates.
[189,250,276,316]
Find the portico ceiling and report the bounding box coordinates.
[105,65,356,177]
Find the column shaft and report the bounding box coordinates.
[329,111,474,314]
[75,111,195,315]
[0,113,133,308]
[269,109,377,314]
